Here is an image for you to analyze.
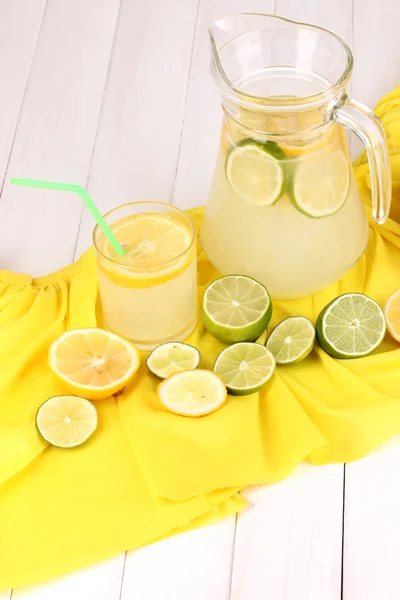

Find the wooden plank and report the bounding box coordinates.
[74,0,200,257]
[12,554,125,600]
[0,590,11,600]
[0,0,121,276]
[343,2,400,599]
[231,466,345,600]
[121,520,236,600]
[0,0,46,189]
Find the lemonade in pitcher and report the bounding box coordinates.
[94,202,197,350]
[201,14,391,299]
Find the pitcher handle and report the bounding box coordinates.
[331,96,391,224]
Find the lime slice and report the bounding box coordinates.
[316,293,386,358]
[266,316,315,364]
[36,396,98,448]
[213,342,275,395]
[157,369,227,417]
[225,139,287,206]
[289,149,350,218]
[202,275,272,343]
[146,342,201,379]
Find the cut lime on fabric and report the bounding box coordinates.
[49,328,140,400]
[213,342,275,395]
[266,316,315,364]
[202,274,272,343]
[157,370,227,416]
[146,342,201,379]
[316,293,386,358]
[225,139,287,205]
[36,396,97,448]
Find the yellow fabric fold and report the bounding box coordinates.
[2,86,400,589]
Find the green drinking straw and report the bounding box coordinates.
[10,177,125,256]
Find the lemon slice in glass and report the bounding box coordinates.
[146,342,200,379]
[213,342,275,396]
[157,370,227,417]
[202,275,272,343]
[290,149,350,218]
[266,316,315,364]
[225,140,287,206]
[36,396,97,448]
[316,293,386,358]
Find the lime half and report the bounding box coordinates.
[146,342,200,379]
[316,293,386,358]
[36,396,98,448]
[225,140,287,206]
[289,149,350,218]
[202,275,272,343]
[266,316,315,364]
[213,342,275,395]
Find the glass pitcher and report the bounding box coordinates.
[201,14,391,299]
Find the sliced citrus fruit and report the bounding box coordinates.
[202,275,272,344]
[49,328,140,400]
[36,396,97,448]
[266,316,315,364]
[158,370,227,417]
[278,125,337,156]
[213,342,275,396]
[316,293,386,358]
[225,139,287,205]
[384,289,400,342]
[289,148,350,218]
[146,342,201,379]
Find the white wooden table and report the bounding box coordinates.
[1,1,400,598]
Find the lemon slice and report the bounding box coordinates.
[157,370,227,417]
[49,328,140,400]
[289,149,350,218]
[146,342,201,379]
[103,213,192,271]
[316,293,386,358]
[202,275,272,343]
[225,140,287,205]
[213,342,275,396]
[266,316,315,364]
[384,289,400,342]
[36,396,97,448]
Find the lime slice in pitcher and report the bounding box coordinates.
[213,342,276,396]
[289,149,350,218]
[316,293,386,358]
[266,316,315,364]
[225,140,287,206]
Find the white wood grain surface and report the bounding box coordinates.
[1,0,399,599]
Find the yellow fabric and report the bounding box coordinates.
[2,86,400,589]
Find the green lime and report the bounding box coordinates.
[316,293,386,358]
[36,396,98,448]
[202,275,272,343]
[146,342,201,379]
[289,149,350,218]
[225,139,287,205]
[213,342,275,395]
[266,316,315,364]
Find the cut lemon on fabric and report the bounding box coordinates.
[213,342,275,396]
[202,275,272,343]
[36,396,98,448]
[225,139,287,206]
[384,288,400,342]
[49,328,140,400]
[158,370,227,417]
[266,316,315,364]
[316,293,386,359]
[146,342,201,379]
[289,148,350,218]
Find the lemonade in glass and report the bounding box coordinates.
[93,201,197,350]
